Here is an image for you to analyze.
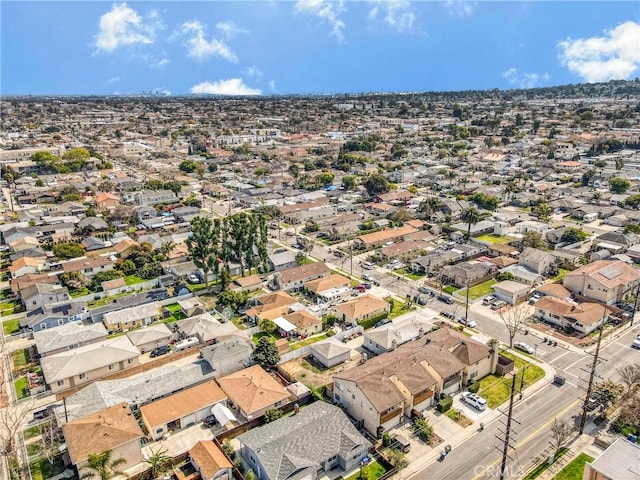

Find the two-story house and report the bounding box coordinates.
[563,260,640,304]
[518,247,556,275]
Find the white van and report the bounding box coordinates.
[174,337,200,352]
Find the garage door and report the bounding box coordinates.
[182,413,196,428]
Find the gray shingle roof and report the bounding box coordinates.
[237,402,370,480]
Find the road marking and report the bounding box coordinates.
[470,399,581,480]
[548,350,571,363]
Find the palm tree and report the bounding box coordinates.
[445,169,457,189]
[418,197,442,219]
[145,448,173,479]
[80,450,127,480]
[591,191,603,205]
[460,207,482,240]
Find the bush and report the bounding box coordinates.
[326,330,336,337]
[264,408,283,423]
[437,395,453,413]
[468,382,480,393]
[382,432,392,447]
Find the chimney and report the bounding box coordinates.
[419,327,425,337]
[391,339,397,351]
[293,403,300,415]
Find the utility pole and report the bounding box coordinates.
[498,373,519,480]
[464,277,471,321]
[579,322,604,435]
[631,280,640,327]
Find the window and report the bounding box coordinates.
[470,372,478,379]
[78,373,86,380]
[108,364,115,370]
[274,401,282,407]
[57,380,64,387]
[127,359,133,364]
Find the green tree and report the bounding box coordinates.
[610,177,631,194]
[263,408,284,423]
[288,163,300,178]
[252,337,280,369]
[418,197,442,218]
[139,262,163,279]
[60,272,90,291]
[561,227,588,244]
[179,159,198,173]
[532,203,553,223]
[145,448,173,479]
[80,449,127,480]
[52,242,86,260]
[460,206,482,240]
[118,259,137,276]
[625,194,640,209]
[624,224,640,235]
[186,217,219,288]
[522,231,548,250]
[259,319,278,335]
[363,174,389,197]
[413,416,433,442]
[217,290,248,311]
[314,172,335,188]
[615,158,625,171]
[342,175,356,190]
[295,252,307,265]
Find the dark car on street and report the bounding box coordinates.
[150,345,171,358]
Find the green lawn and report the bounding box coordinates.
[476,234,516,245]
[27,442,42,457]
[0,301,16,315]
[124,274,146,285]
[14,377,28,399]
[555,453,594,480]
[30,455,66,480]
[11,349,31,369]
[69,287,90,298]
[522,448,569,480]
[164,303,182,313]
[397,268,425,281]
[24,424,43,440]
[187,283,208,292]
[343,460,387,480]
[3,319,20,335]
[443,285,457,295]
[388,299,412,319]
[252,331,282,344]
[163,312,186,323]
[478,352,545,408]
[553,268,570,281]
[456,279,498,301]
[290,333,328,351]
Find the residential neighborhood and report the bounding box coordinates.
[1,81,640,480]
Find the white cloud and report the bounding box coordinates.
[152,88,171,96]
[107,76,121,84]
[190,78,262,95]
[295,0,346,42]
[558,21,640,83]
[502,68,550,88]
[172,19,238,62]
[269,80,278,93]
[245,66,264,78]
[444,0,476,17]
[94,3,163,53]
[369,0,416,33]
[216,21,249,39]
[153,58,170,68]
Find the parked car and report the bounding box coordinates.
[418,286,431,295]
[491,300,507,310]
[438,295,454,305]
[375,318,393,328]
[353,284,367,293]
[362,273,374,282]
[529,292,543,305]
[440,311,455,320]
[482,295,496,305]
[361,261,374,270]
[632,335,640,349]
[32,405,56,422]
[457,316,477,328]
[514,342,535,355]
[203,415,217,427]
[415,296,428,306]
[461,392,487,411]
[174,336,200,352]
[188,274,201,284]
[150,345,171,358]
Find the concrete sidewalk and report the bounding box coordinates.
[394,345,557,480]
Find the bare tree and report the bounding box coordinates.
[39,417,62,466]
[549,418,573,458]
[0,398,35,480]
[617,364,640,394]
[499,303,530,348]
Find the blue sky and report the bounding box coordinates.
[2,1,639,95]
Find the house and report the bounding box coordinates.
[334,327,496,435]
[103,303,161,333]
[77,216,109,232]
[60,255,113,277]
[582,438,640,480]
[441,262,495,288]
[231,274,263,293]
[304,274,350,298]
[8,256,46,279]
[141,380,228,440]
[517,247,555,275]
[562,260,640,304]
[216,365,290,420]
[59,362,216,423]
[534,297,609,336]
[309,338,352,368]
[533,283,572,299]
[126,323,174,353]
[63,403,143,477]
[41,336,140,393]
[94,192,121,211]
[33,321,108,357]
[189,441,233,480]
[237,402,370,480]
[282,310,323,337]
[334,295,391,326]
[134,189,178,206]
[176,313,246,344]
[274,262,330,291]
[354,226,418,249]
[177,297,207,317]
[245,291,298,324]
[199,337,254,377]
[363,316,431,355]
[499,265,543,286]
[20,283,70,310]
[492,280,531,305]
[487,243,519,258]
[21,301,88,331]
[113,238,139,258]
